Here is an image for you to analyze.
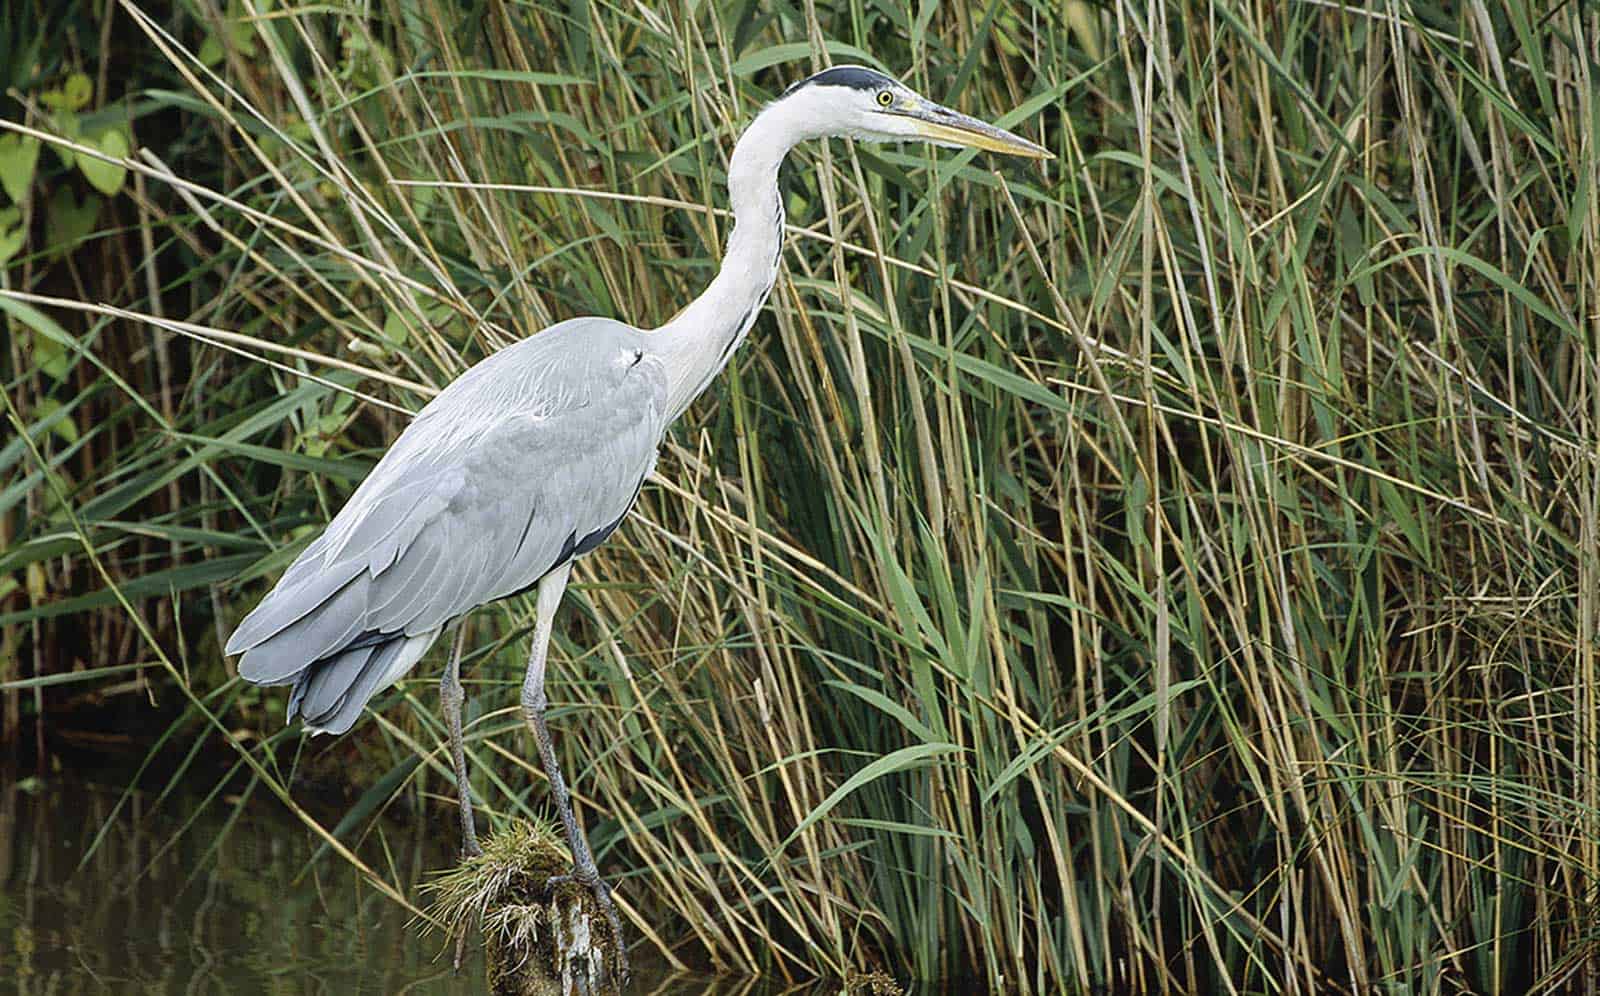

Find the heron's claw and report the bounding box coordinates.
[548,870,629,989]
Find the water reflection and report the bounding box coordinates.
[0,767,484,994]
[0,766,884,995]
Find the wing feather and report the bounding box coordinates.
[323,476,437,567]
[229,318,668,696]
[238,578,369,683]
[308,633,432,734]
[367,534,445,620]
[401,512,493,633]
[290,643,378,721]
[225,547,361,654]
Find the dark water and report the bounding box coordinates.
[0,763,835,995]
[0,764,488,994]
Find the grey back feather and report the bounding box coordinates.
[229,317,669,700]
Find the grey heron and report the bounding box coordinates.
[225,63,1049,980]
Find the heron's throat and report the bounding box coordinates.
[653,105,796,421]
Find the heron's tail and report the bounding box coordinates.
[247,629,438,735]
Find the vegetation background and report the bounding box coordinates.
[2,0,1597,992]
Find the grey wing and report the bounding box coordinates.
[227,323,666,687]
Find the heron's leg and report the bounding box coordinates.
[439,624,480,858]
[521,562,628,984]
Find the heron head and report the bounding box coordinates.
[779,65,1051,160]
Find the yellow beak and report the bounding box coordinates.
[895,98,1053,160]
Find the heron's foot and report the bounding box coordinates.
[548,869,629,989]
[461,831,482,860]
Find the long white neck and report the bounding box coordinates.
[652,103,800,421]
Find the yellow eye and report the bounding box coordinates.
[876,90,894,107]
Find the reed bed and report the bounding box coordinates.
[3,1,1597,992]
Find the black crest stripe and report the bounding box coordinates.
[784,65,895,97]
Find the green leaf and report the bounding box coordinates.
[198,35,225,67]
[0,226,21,266]
[729,41,886,78]
[4,292,80,382]
[1,661,150,691]
[66,72,93,109]
[19,328,69,382]
[774,743,962,856]
[40,72,93,111]
[0,290,78,351]
[838,817,959,840]
[51,113,80,168]
[31,398,79,444]
[382,306,410,345]
[823,679,939,743]
[0,206,22,266]
[400,69,590,86]
[0,134,41,203]
[45,186,100,256]
[0,555,256,626]
[228,13,258,56]
[1063,0,1103,61]
[78,129,129,196]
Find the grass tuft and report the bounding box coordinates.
[424,819,620,996]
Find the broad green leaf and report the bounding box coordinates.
[52,112,80,168]
[228,12,258,55]
[65,72,93,109]
[1,292,80,382]
[382,307,410,346]
[31,398,79,444]
[45,186,100,256]
[78,129,129,195]
[0,134,40,203]
[0,290,77,348]
[199,34,225,67]
[19,329,68,382]
[67,73,93,109]
[40,72,93,111]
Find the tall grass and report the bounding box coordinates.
[3,0,1598,991]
